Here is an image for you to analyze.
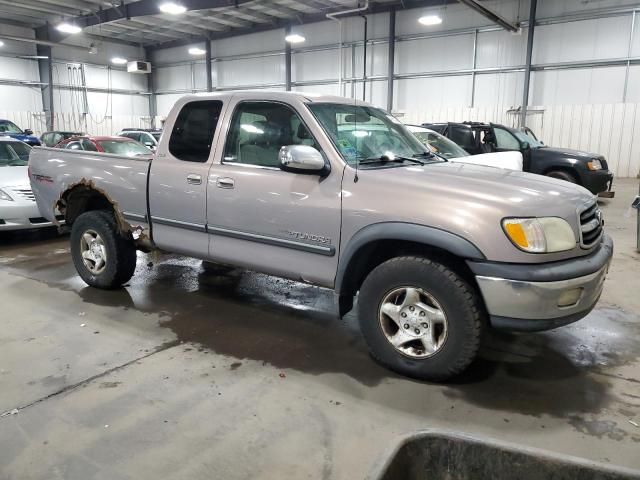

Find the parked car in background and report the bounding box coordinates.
[406,125,522,171]
[117,129,162,151]
[0,137,61,230]
[30,92,612,381]
[0,119,41,146]
[40,131,85,147]
[54,136,153,156]
[424,122,614,197]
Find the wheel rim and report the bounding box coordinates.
[378,286,448,358]
[79,229,107,275]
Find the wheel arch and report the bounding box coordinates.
[57,180,128,233]
[335,223,486,317]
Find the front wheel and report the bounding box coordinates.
[546,170,578,184]
[70,210,137,289]
[358,256,484,381]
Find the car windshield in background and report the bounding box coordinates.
[0,141,31,166]
[97,140,151,156]
[0,121,23,134]
[308,103,432,167]
[512,129,544,148]
[152,133,162,141]
[412,130,469,159]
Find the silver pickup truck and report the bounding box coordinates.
[29,91,613,380]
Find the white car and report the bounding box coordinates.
[407,125,523,171]
[116,129,161,151]
[0,137,60,231]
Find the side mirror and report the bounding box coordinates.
[144,141,155,147]
[521,141,530,150]
[24,129,34,135]
[279,145,329,176]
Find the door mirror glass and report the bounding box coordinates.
[24,129,33,135]
[521,141,530,150]
[279,145,327,175]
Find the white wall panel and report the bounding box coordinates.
[530,67,626,105]
[537,0,636,18]
[395,34,473,74]
[156,64,194,91]
[156,93,186,117]
[213,30,284,57]
[0,86,42,112]
[83,65,147,91]
[0,57,40,82]
[626,65,640,102]
[292,50,339,82]
[476,29,527,68]
[474,72,524,107]
[216,56,284,87]
[0,24,38,56]
[533,17,631,64]
[394,75,471,114]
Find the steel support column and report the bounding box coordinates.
[623,11,636,102]
[285,26,292,91]
[386,7,396,112]
[204,38,213,92]
[520,0,537,128]
[35,29,54,131]
[470,29,478,107]
[144,47,157,127]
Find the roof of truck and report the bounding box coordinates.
[185,90,372,106]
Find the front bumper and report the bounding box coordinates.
[0,201,59,231]
[468,234,613,331]
[582,169,614,196]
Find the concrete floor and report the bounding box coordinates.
[1,179,639,480]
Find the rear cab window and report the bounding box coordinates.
[169,100,223,162]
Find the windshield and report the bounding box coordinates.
[0,121,23,134]
[0,141,31,166]
[152,132,162,141]
[512,129,544,148]
[308,103,432,166]
[97,140,152,156]
[411,130,469,159]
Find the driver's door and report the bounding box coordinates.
[491,124,531,170]
[206,100,342,287]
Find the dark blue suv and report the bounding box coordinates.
[0,119,41,146]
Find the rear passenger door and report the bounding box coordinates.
[148,99,225,258]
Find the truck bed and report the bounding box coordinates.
[29,147,152,230]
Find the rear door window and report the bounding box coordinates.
[169,100,223,162]
[494,127,521,150]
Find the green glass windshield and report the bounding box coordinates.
[512,129,544,148]
[0,121,23,134]
[412,130,469,159]
[97,140,151,156]
[308,103,430,166]
[0,141,31,166]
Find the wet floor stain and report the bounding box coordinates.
[2,230,640,430]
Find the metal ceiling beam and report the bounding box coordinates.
[456,0,519,32]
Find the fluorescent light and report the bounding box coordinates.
[188,47,206,55]
[285,34,305,44]
[0,41,4,48]
[111,57,127,65]
[418,15,442,26]
[159,2,187,14]
[56,22,82,34]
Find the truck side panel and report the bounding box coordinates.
[29,147,151,229]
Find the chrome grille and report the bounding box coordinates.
[11,188,35,202]
[579,202,603,248]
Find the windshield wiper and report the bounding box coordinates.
[358,154,425,166]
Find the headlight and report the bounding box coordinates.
[587,159,602,171]
[0,188,14,202]
[502,217,576,253]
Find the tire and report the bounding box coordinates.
[70,210,137,289]
[358,256,483,381]
[546,170,578,184]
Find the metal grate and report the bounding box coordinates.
[579,202,603,248]
[11,188,35,202]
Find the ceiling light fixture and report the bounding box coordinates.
[111,57,128,65]
[418,15,443,26]
[0,41,4,48]
[285,33,305,44]
[159,2,187,14]
[188,47,206,55]
[56,22,82,34]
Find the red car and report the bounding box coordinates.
[54,136,152,156]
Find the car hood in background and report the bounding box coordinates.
[0,165,29,188]
[2,133,40,145]
[534,146,602,160]
[451,151,523,171]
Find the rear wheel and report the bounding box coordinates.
[70,210,137,289]
[358,256,483,381]
[546,170,578,184]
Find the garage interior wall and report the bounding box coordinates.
[0,0,639,176]
[150,0,640,178]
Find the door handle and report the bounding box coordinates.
[187,174,202,185]
[216,177,235,189]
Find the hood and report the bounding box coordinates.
[3,133,40,144]
[362,161,594,217]
[535,146,601,160]
[0,165,30,188]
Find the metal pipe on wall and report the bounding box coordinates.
[386,7,396,112]
[205,37,213,92]
[520,0,537,128]
[285,26,292,91]
[361,14,368,101]
[623,11,636,102]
